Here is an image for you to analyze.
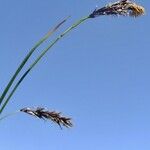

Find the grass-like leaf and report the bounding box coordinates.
[0,17,68,106]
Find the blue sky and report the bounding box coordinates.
[0,0,150,150]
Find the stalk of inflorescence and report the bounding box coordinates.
[0,111,20,121]
[0,0,145,114]
[0,17,68,107]
[0,16,90,114]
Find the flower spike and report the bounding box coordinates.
[20,107,73,129]
[89,0,145,18]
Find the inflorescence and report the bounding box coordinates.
[20,107,73,129]
[89,0,145,18]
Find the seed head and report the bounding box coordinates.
[89,0,145,18]
[20,107,73,129]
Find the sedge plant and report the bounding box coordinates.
[0,0,145,128]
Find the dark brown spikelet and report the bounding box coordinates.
[89,0,145,18]
[20,107,73,128]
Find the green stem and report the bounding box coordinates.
[0,18,68,106]
[0,16,90,114]
[0,111,20,121]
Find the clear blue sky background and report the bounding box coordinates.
[0,0,149,150]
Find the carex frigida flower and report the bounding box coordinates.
[89,0,145,18]
[20,107,73,129]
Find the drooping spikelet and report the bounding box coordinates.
[20,107,73,128]
[128,2,145,17]
[89,0,145,18]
